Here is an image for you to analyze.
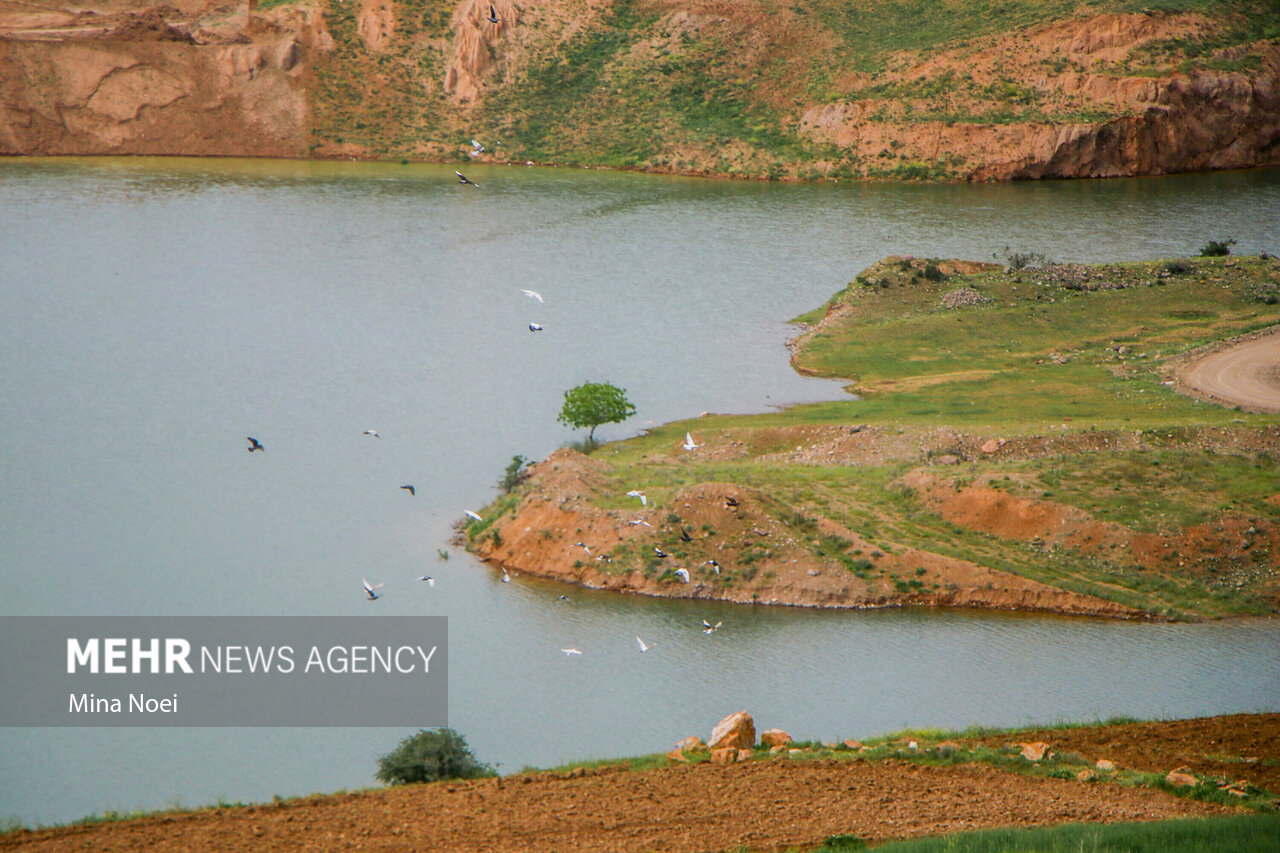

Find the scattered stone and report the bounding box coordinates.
[760,729,792,748]
[666,748,688,763]
[675,736,705,752]
[1220,780,1249,797]
[709,711,756,750]
[567,767,585,778]
[937,454,960,465]
[1019,742,1051,761]
[1076,769,1098,783]
[940,287,992,309]
[769,744,787,755]
[709,747,738,765]
[788,748,804,754]
[1166,768,1198,788]
[980,438,1006,454]
[843,739,864,749]
[1095,759,1116,772]
[737,748,753,762]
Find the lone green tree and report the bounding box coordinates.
[557,381,636,442]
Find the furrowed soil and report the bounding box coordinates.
[3,714,1274,852]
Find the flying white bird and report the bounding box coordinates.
[363,429,380,438]
[501,568,511,583]
[363,577,384,600]
[654,547,670,558]
[522,289,544,303]
[682,432,701,451]
[628,518,651,527]
[705,559,721,575]
[636,636,653,653]
[626,490,647,506]
[673,568,690,583]
[464,510,483,521]
[246,436,264,452]
[419,576,435,587]
[529,323,544,332]
[470,139,485,154]
[572,542,592,555]
[561,648,582,656]
[702,619,723,634]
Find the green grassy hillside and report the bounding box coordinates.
[301,0,1280,178]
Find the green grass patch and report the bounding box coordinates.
[833,812,1280,852]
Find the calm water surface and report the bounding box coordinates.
[1,158,1278,825]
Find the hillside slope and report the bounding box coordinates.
[2,0,1279,180]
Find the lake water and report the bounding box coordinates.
[1,158,1278,827]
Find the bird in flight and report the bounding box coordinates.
[455,170,479,187]
[636,636,653,653]
[724,496,739,509]
[705,559,721,575]
[572,542,592,555]
[682,432,701,451]
[561,648,582,656]
[679,528,693,543]
[401,485,415,496]
[522,289,543,303]
[673,568,690,583]
[363,429,381,438]
[627,490,647,506]
[558,594,571,602]
[529,322,543,332]
[469,139,485,157]
[485,3,501,23]
[246,436,264,452]
[654,547,670,559]
[363,577,384,600]
[702,619,722,634]
[464,510,483,521]
[628,518,651,527]
[419,575,435,587]
[501,568,512,583]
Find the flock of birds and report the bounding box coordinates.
[243,281,725,654]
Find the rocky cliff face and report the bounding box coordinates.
[2,2,1277,180]
[798,12,1280,180]
[0,1,331,156]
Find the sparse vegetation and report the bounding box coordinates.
[1200,237,1237,256]
[846,813,1280,853]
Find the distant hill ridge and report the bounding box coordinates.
[2,0,1278,180]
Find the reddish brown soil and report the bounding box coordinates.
[9,713,1274,853]
[972,713,1280,794]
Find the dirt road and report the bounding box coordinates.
[1177,329,1280,413]
[5,714,1274,853]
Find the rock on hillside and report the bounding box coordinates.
[2,2,1278,180]
[0,1,329,156]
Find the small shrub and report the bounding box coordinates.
[1163,260,1191,274]
[498,455,530,493]
[375,728,495,786]
[923,259,946,281]
[1199,238,1236,257]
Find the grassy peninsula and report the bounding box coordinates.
[466,252,1280,619]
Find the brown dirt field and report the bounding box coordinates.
[0,752,1248,853]
[971,713,1280,794]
